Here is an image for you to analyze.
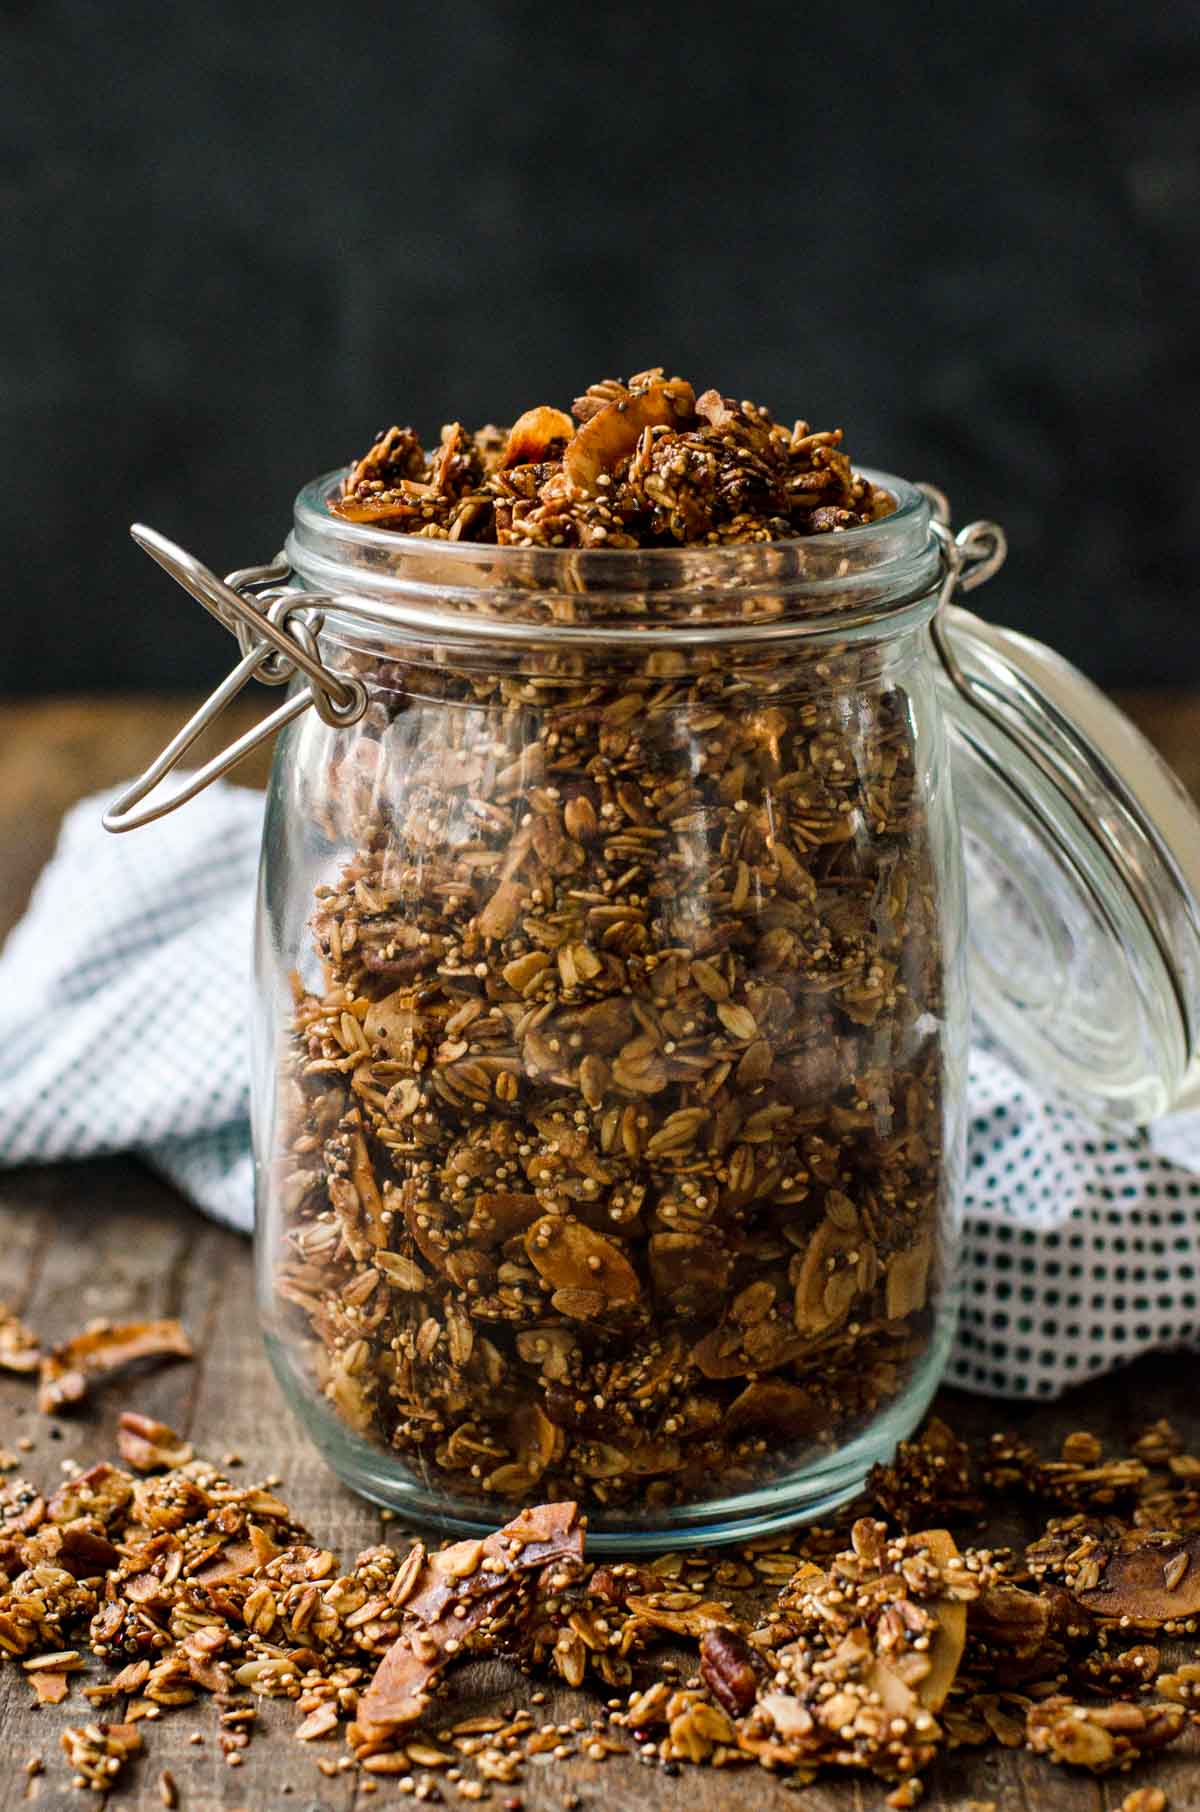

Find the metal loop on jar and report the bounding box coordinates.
[101,529,367,832]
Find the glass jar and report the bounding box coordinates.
[110,472,1200,1551]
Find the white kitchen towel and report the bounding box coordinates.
[1,779,1198,1401]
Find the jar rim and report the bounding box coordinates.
[285,466,943,647]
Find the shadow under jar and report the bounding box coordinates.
[255,471,969,1547]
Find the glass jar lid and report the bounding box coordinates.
[935,597,1200,1126]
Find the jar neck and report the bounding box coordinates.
[317,616,936,704]
[285,466,941,655]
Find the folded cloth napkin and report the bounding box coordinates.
[2,780,1199,1401]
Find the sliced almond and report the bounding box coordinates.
[525,1216,640,1309]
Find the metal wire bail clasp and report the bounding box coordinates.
[102,528,367,833]
[917,484,1008,703]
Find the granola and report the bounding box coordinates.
[60,1721,142,1792]
[1026,1697,1186,1774]
[355,1502,585,1737]
[3,1414,1200,1799]
[267,370,947,1525]
[0,1304,40,1376]
[115,1411,194,1473]
[330,368,892,548]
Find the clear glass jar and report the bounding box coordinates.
[257,471,970,1548]
[111,468,1200,1550]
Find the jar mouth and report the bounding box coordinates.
[286,466,941,646]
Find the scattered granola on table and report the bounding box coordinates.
[2,1412,1200,1799]
[269,366,952,1526]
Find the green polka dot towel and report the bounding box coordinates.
[958,1047,1200,1396]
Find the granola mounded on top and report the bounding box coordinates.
[330,369,893,548]
[267,370,949,1526]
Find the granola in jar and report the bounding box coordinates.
[264,371,959,1538]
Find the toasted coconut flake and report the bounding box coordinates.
[502,405,575,469]
[37,1319,193,1415]
[913,1529,968,1710]
[563,376,695,497]
[1073,1530,1200,1625]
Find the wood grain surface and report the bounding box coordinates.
[1,692,1199,1812]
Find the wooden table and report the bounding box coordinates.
[2,694,1199,1812]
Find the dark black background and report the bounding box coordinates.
[4,0,1197,694]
